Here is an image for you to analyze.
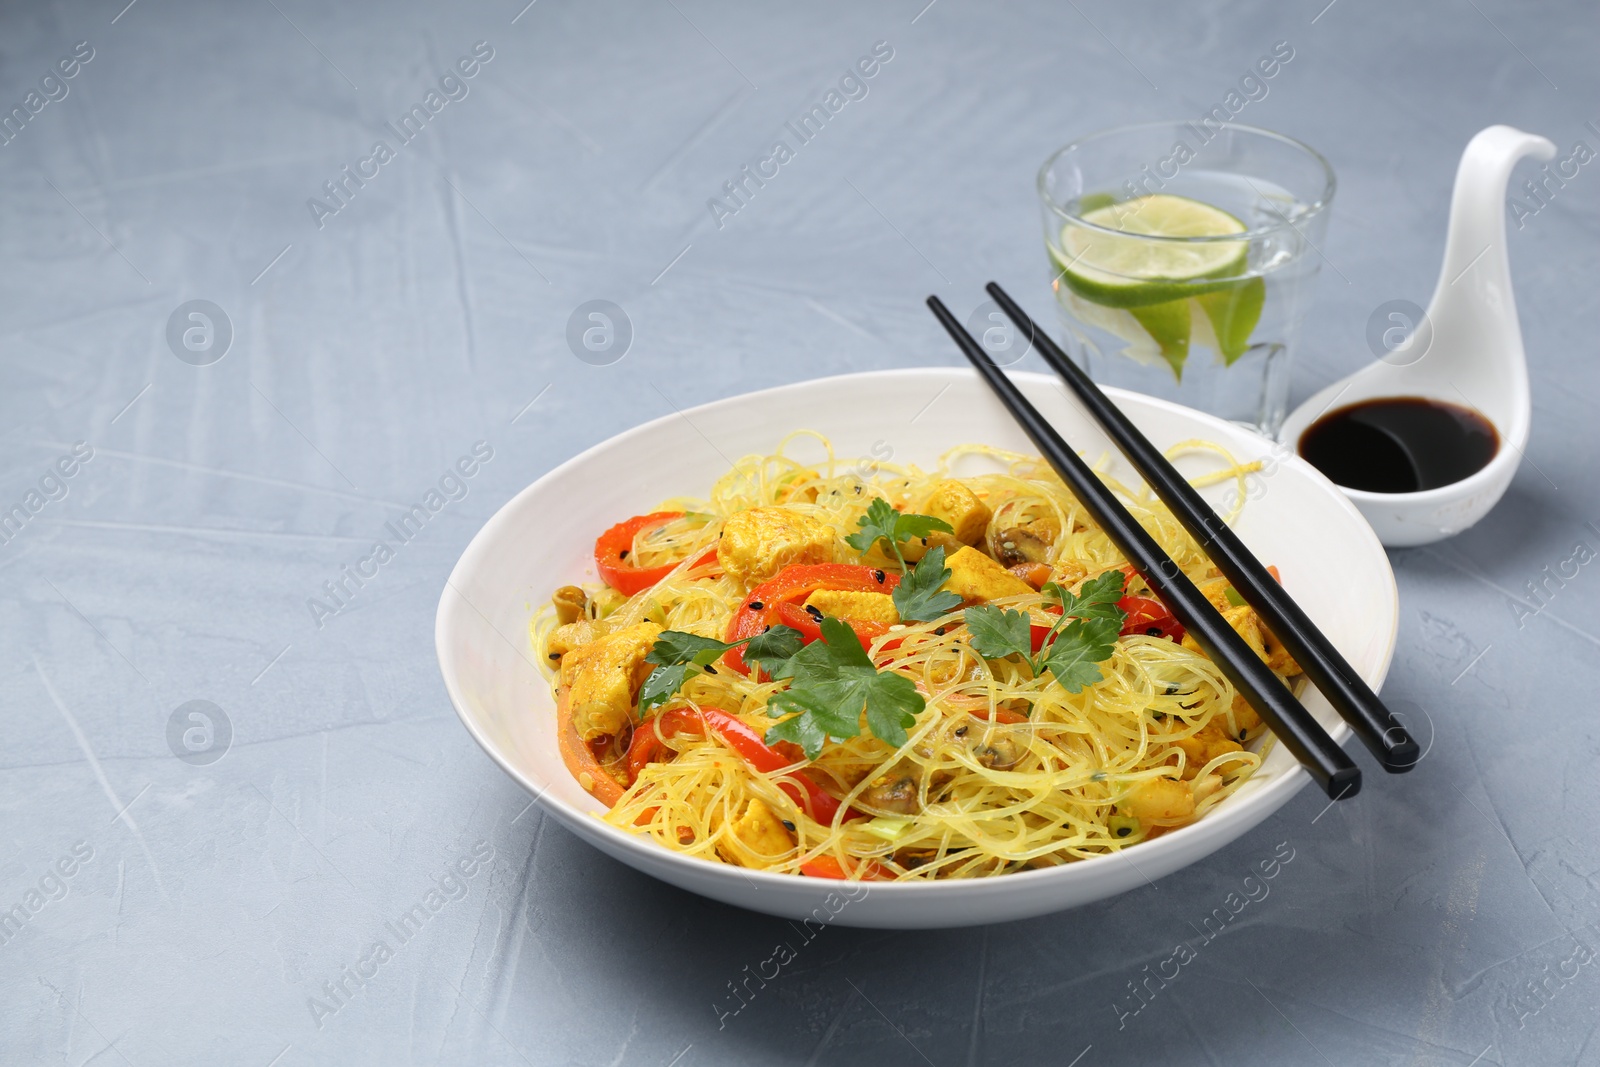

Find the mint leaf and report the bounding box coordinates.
[965,604,1034,661]
[1041,617,1122,693]
[761,616,926,757]
[844,499,953,572]
[892,545,963,623]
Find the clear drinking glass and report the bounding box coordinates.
[1037,122,1335,434]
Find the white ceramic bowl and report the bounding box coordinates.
[436,368,1398,928]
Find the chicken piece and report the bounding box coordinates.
[1229,692,1263,736]
[1222,604,1301,675]
[900,528,965,563]
[1259,624,1300,676]
[561,622,663,740]
[923,480,992,545]
[717,507,835,589]
[545,619,600,662]
[1179,604,1300,679]
[716,797,796,869]
[942,546,1034,603]
[1123,777,1195,824]
[803,589,900,628]
[1222,605,1267,660]
[1171,721,1244,779]
[1198,578,1234,613]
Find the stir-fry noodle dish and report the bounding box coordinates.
[532,435,1301,882]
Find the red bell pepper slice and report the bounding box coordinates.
[594,511,717,595]
[557,688,627,806]
[1118,596,1186,642]
[722,563,901,675]
[624,705,851,825]
[799,855,895,880]
[1024,565,1187,650]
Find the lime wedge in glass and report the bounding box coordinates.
[1049,194,1264,379]
[1197,277,1266,366]
[1051,194,1250,308]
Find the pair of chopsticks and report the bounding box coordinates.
[927,283,1418,800]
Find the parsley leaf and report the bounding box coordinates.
[1040,617,1122,692]
[742,625,805,676]
[1043,569,1127,623]
[637,662,693,714]
[844,498,953,572]
[964,603,1034,660]
[891,545,963,623]
[964,569,1130,694]
[763,616,926,758]
[637,625,804,713]
[765,687,854,756]
[645,631,729,668]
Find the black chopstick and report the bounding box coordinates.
[985,282,1418,774]
[927,295,1360,800]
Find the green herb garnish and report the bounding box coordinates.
[763,616,925,759]
[845,498,953,573]
[637,625,804,713]
[890,545,963,623]
[964,570,1129,693]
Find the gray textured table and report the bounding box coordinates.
[3,1,1597,1064]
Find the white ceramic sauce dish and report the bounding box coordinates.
[435,368,1398,928]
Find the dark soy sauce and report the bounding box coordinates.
[1298,397,1499,494]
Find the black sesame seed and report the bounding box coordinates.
[781,820,796,831]
[933,626,946,636]
[704,665,718,675]
[805,604,823,621]
[1146,627,1162,636]
[872,569,887,583]
[618,549,629,560]
[749,600,764,610]
[954,725,968,737]
[1116,826,1131,838]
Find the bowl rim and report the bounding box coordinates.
[436,367,1398,896]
